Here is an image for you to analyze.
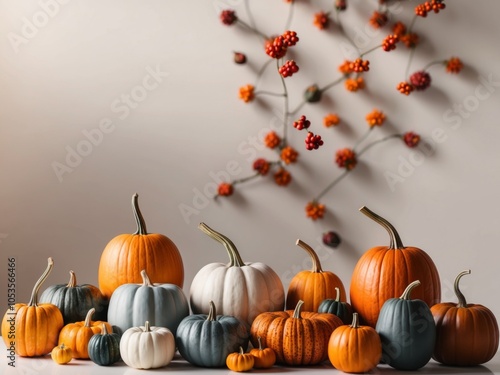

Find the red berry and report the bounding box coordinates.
[220,10,237,25]
[305,132,324,150]
[410,70,432,90]
[293,115,310,130]
[233,52,246,64]
[323,231,341,248]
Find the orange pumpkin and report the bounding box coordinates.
[226,346,255,372]
[286,239,346,312]
[350,206,441,327]
[250,300,343,366]
[98,193,184,298]
[1,257,64,357]
[58,307,111,359]
[51,343,73,365]
[431,270,499,366]
[249,336,276,369]
[328,313,382,373]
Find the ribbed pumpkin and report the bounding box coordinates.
[350,206,441,327]
[250,300,343,366]
[107,269,189,336]
[226,347,255,372]
[376,280,436,370]
[431,270,499,366]
[58,307,111,359]
[318,287,354,324]
[40,270,108,324]
[88,323,121,366]
[190,223,285,327]
[286,239,346,312]
[51,343,73,365]
[249,336,276,369]
[328,313,382,373]
[1,257,64,357]
[98,193,184,299]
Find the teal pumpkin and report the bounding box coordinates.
[39,270,108,324]
[318,287,354,324]
[375,280,436,370]
[176,301,249,367]
[107,269,189,336]
[88,323,121,366]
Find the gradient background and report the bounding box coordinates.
[1,0,500,326]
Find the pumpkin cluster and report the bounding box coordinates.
[0,198,498,373]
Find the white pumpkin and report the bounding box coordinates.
[190,223,285,327]
[119,321,175,369]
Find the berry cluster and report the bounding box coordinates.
[366,110,386,128]
[293,115,310,130]
[305,132,324,151]
[382,34,399,52]
[335,148,357,170]
[220,10,237,26]
[253,158,270,176]
[370,11,388,29]
[279,60,299,78]
[415,0,446,17]
[305,201,326,221]
[349,58,370,73]
[265,30,299,59]
[410,71,432,91]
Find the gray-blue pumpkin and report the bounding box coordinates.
[318,287,354,324]
[376,280,436,370]
[176,301,249,367]
[107,269,189,336]
[88,323,121,366]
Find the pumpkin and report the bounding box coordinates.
[40,270,108,324]
[376,280,436,370]
[51,343,73,365]
[249,336,276,369]
[1,257,64,357]
[328,312,382,373]
[286,239,346,312]
[226,346,255,372]
[250,300,343,366]
[431,270,499,366]
[190,223,285,327]
[120,321,175,369]
[98,193,184,299]
[107,269,189,336]
[350,206,441,327]
[318,287,354,324]
[176,301,249,368]
[58,307,111,359]
[88,323,121,366]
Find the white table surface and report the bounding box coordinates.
[1,341,499,375]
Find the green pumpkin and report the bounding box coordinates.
[88,323,121,366]
[376,280,436,370]
[176,301,249,367]
[318,287,354,324]
[39,270,108,324]
[107,269,189,336]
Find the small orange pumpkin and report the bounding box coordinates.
[226,346,255,372]
[286,239,346,312]
[58,307,111,359]
[328,313,382,373]
[51,343,73,364]
[249,336,276,369]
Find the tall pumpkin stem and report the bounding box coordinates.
[359,206,404,249]
[400,280,421,300]
[101,323,109,335]
[292,300,305,319]
[144,321,151,332]
[455,269,471,308]
[67,270,77,288]
[132,193,148,235]
[140,270,153,287]
[296,239,323,273]
[351,313,360,328]
[199,223,245,267]
[334,287,340,302]
[28,257,54,307]
[84,308,96,327]
[257,336,263,351]
[207,301,217,321]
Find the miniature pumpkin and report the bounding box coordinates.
[350,206,441,327]
[190,223,285,327]
[107,269,189,336]
[328,313,382,373]
[40,270,108,324]
[176,301,249,368]
[431,270,499,366]
[98,193,184,299]
[286,239,346,312]
[226,346,255,372]
[58,307,111,359]
[318,287,354,324]
[51,343,73,365]
[88,323,121,366]
[120,321,175,369]
[249,336,276,369]
[376,280,436,370]
[250,300,343,366]
[1,257,64,357]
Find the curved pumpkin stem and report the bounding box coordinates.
[207,301,217,321]
[28,257,54,307]
[296,239,323,273]
[84,308,95,328]
[140,269,153,287]
[455,269,471,308]
[292,300,305,319]
[67,270,77,288]
[132,193,148,235]
[334,287,340,302]
[351,313,360,328]
[238,346,245,355]
[101,323,109,335]
[400,280,421,300]
[359,206,404,249]
[199,223,245,267]
[144,321,151,332]
[257,336,264,351]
